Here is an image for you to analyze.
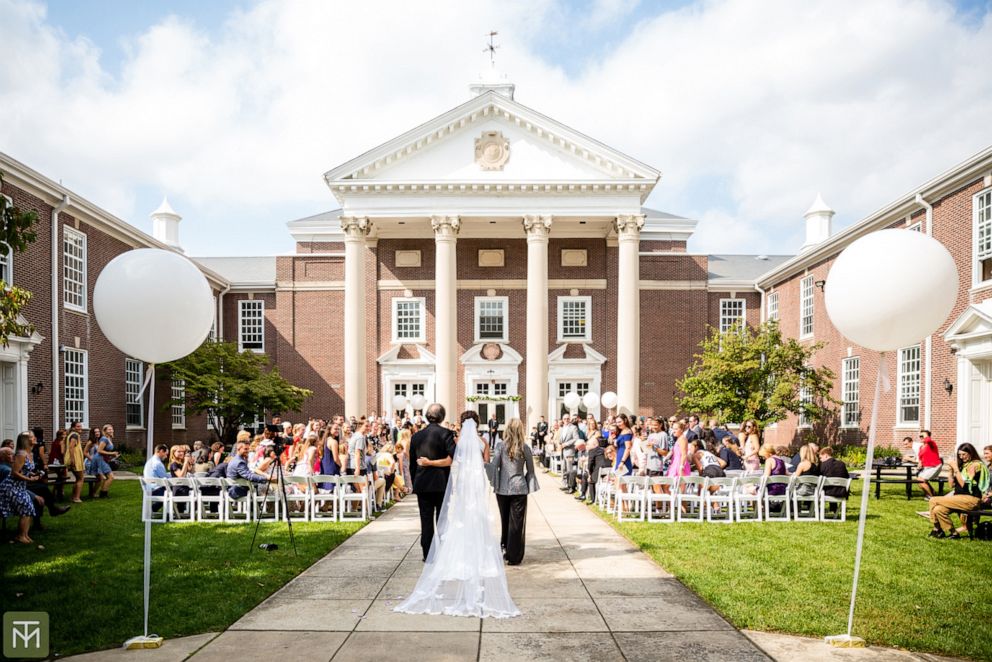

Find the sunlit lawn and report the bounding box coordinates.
[1,481,365,657]
[595,482,992,661]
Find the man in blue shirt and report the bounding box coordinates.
[226,440,272,498]
[143,444,169,511]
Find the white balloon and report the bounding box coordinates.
[410,394,428,411]
[391,394,408,411]
[824,230,958,352]
[563,391,581,410]
[93,249,215,364]
[601,391,618,409]
[582,392,600,411]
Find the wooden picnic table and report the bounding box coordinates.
[872,461,946,500]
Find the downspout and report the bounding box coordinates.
[754,283,766,324]
[916,193,934,431]
[52,194,70,434]
[217,284,231,339]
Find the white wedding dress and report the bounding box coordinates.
[394,419,520,618]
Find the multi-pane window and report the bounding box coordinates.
[64,349,88,427]
[558,296,591,342]
[798,382,812,428]
[475,296,508,342]
[719,299,746,333]
[172,379,186,429]
[125,358,144,427]
[767,292,779,322]
[898,345,921,425]
[558,382,590,396]
[976,189,992,284]
[907,222,922,232]
[799,275,814,338]
[475,382,490,396]
[841,357,860,428]
[238,300,264,352]
[493,382,508,396]
[0,239,11,284]
[63,227,87,311]
[392,297,425,342]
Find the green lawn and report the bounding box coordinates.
[595,482,992,661]
[1,481,366,657]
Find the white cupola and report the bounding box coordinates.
[469,66,515,100]
[801,193,834,252]
[150,197,184,253]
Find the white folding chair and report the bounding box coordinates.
[646,476,677,522]
[167,477,197,522]
[223,478,255,522]
[253,479,282,521]
[734,475,764,522]
[596,468,616,511]
[676,475,707,522]
[194,476,226,522]
[284,476,311,521]
[724,469,745,478]
[705,477,736,523]
[311,475,340,521]
[338,475,368,521]
[819,477,852,522]
[616,476,647,522]
[140,478,169,523]
[763,475,793,521]
[792,475,822,521]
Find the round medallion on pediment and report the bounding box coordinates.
[481,343,503,361]
[474,131,510,171]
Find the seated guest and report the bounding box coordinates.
[793,444,821,496]
[819,447,850,513]
[20,431,69,520]
[718,436,743,471]
[691,441,725,479]
[0,441,46,544]
[226,441,272,498]
[927,443,989,539]
[208,441,226,468]
[142,444,169,512]
[761,445,789,506]
[916,430,943,499]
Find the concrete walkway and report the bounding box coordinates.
[64,471,962,662]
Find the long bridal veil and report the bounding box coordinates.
[394,419,520,618]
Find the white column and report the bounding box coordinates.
[523,214,552,429]
[432,215,460,422]
[341,216,371,418]
[615,214,644,417]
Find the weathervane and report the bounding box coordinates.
[484,31,499,67]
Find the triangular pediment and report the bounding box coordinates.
[378,344,435,365]
[324,92,660,188]
[944,301,992,342]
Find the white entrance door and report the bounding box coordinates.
[392,382,427,415]
[556,380,591,419]
[0,362,18,441]
[967,361,991,449]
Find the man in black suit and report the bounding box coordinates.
[580,437,608,504]
[488,414,499,451]
[409,403,456,561]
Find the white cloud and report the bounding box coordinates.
[0,0,990,256]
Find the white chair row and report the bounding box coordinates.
[606,474,852,523]
[139,475,371,523]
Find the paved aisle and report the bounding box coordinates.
[185,470,766,662]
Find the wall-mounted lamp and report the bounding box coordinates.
[943,378,953,396]
[814,280,826,292]
[31,382,44,395]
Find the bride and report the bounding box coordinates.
[394,411,520,618]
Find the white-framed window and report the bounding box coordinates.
[0,196,12,285]
[172,379,186,429]
[238,299,264,352]
[798,378,812,428]
[898,345,921,426]
[907,222,922,232]
[392,297,425,343]
[767,292,779,322]
[64,348,88,427]
[799,275,814,338]
[719,298,746,333]
[474,296,508,343]
[975,188,992,286]
[557,296,591,342]
[125,358,144,428]
[841,357,860,428]
[63,226,87,312]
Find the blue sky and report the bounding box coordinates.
[3,0,991,257]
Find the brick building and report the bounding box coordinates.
[3,79,989,457]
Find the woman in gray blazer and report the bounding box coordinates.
[489,418,540,565]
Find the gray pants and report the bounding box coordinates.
[562,454,575,489]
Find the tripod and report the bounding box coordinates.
[248,451,298,556]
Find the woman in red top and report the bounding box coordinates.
[916,430,942,499]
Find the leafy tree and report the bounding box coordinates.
[676,321,839,430]
[0,172,40,345]
[166,341,313,443]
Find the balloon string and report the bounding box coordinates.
[138,364,155,399]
